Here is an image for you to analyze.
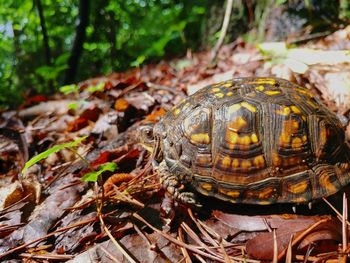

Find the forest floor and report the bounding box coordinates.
[1,25,350,262]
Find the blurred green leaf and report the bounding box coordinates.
[86,82,105,93]
[59,84,79,95]
[68,102,78,110]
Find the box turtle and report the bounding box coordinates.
[140,77,350,205]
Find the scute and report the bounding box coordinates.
[156,77,350,204]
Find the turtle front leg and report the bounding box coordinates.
[157,160,200,206]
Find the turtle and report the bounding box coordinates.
[139,77,350,206]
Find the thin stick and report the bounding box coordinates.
[0,217,97,259]
[178,227,192,263]
[273,229,278,263]
[210,0,233,62]
[99,215,138,263]
[133,213,260,263]
[285,235,293,263]
[342,193,348,253]
[99,245,122,263]
[323,197,350,226]
[277,218,330,261]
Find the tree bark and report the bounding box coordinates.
[34,0,51,66]
[64,0,90,84]
[34,0,54,92]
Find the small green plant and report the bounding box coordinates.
[59,84,79,95]
[86,82,105,93]
[22,136,117,183]
[81,162,117,182]
[21,136,87,174]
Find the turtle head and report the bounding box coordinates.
[138,123,164,164]
[139,124,155,153]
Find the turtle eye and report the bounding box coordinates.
[145,128,153,139]
[140,125,154,141]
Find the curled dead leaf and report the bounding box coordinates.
[103,173,134,193]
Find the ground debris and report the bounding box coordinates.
[1,25,350,262]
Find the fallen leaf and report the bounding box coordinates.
[114,98,130,112]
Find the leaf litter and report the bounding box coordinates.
[1,26,350,262]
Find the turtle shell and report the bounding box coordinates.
[155,77,350,204]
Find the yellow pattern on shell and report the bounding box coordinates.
[232,159,239,168]
[226,191,240,198]
[214,93,225,98]
[319,173,337,194]
[212,82,224,87]
[241,160,251,169]
[265,90,281,95]
[200,183,213,192]
[291,105,301,114]
[222,82,233,88]
[190,133,210,144]
[307,99,318,108]
[246,78,276,85]
[239,135,251,145]
[292,137,302,148]
[256,85,265,91]
[276,106,291,116]
[228,104,241,113]
[272,153,281,166]
[279,133,291,144]
[241,101,257,112]
[222,156,231,168]
[173,108,180,115]
[296,87,313,97]
[226,132,238,144]
[228,117,248,131]
[253,155,265,168]
[251,133,259,143]
[258,188,274,199]
[211,87,221,92]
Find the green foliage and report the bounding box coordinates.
[340,0,350,19]
[0,0,208,108]
[86,82,105,93]
[81,162,117,182]
[21,136,87,174]
[59,84,79,95]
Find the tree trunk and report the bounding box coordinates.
[34,0,51,66]
[34,0,54,92]
[64,0,90,84]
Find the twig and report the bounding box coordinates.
[133,213,260,263]
[343,193,348,253]
[99,245,122,263]
[181,222,219,257]
[19,253,73,260]
[340,193,349,263]
[187,209,220,247]
[285,235,293,263]
[322,197,350,226]
[210,0,233,62]
[277,218,331,261]
[99,215,138,263]
[0,216,97,259]
[0,194,30,215]
[273,229,278,263]
[133,213,224,262]
[178,227,192,263]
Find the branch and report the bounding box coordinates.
[64,0,90,84]
[210,0,233,62]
